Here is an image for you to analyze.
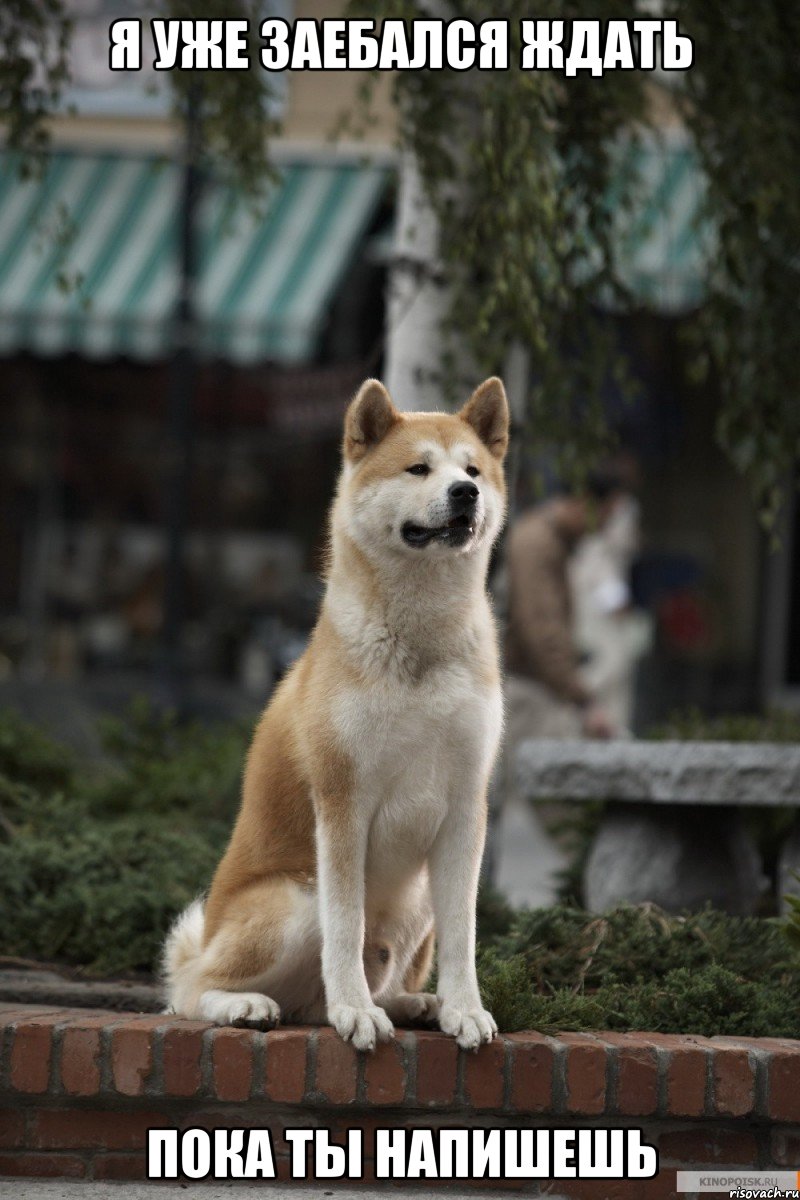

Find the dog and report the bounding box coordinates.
[163,375,509,1051]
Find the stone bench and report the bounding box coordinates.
[516,740,800,914]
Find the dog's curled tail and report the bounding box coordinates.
[161,898,205,1014]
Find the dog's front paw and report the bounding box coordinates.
[438,1002,497,1050]
[329,1003,394,1051]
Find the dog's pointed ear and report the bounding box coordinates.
[459,377,509,460]
[344,379,400,462]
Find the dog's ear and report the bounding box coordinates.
[459,377,509,460]
[344,379,400,462]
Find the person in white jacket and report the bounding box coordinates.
[570,492,652,734]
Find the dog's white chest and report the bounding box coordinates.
[335,661,496,777]
[333,662,501,886]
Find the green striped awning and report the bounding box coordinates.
[609,132,712,312]
[0,151,389,363]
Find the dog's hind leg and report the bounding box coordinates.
[380,924,440,1026]
[403,925,436,993]
[198,988,281,1029]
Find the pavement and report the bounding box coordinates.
[493,796,567,909]
[0,966,161,1012]
[0,1183,568,1199]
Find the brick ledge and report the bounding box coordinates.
[2,1003,800,1191]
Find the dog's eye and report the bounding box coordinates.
[406,463,430,476]
[466,465,480,478]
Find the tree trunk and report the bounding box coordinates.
[383,152,451,412]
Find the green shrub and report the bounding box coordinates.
[0,701,246,975]
[0,707,74,791]
[494,903,794,989]
[475,902,800,1037]
[0,813,226,974]
[478,958,799,1040]
[785,873,800,953]
[648,706,800,743]
[90,697,248,819]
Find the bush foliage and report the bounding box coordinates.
[649,707,800,744]
[475,890,800,1037]
[1,705,799,1036]
[0,702,247,974]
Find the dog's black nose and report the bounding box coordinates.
[448,480,479,508]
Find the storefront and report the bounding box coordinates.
[0,148,392,684]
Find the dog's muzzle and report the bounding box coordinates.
[401,482,480,548]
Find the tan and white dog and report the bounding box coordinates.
[163,376,509,1051]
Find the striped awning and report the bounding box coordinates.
[610,133,712,313]
[0,151,389,363]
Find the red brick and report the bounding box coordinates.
[601,1034,658,1116]
[329,1114,392,1148]
[658,1127,758,1166]
[61,1012,122,1032]
[60,1027,102,1097]
[10,1016,63,1093]
[111,1025,154,1096]
[744,1036,800,1052]
[30,1108,162,1151]
[562,1033,606,1115]
[643,1167,695,1200]
[638,1035,709,1118]
[508,1033,555,1113]
[0,1152,86,1178]
[771,1127,800,1166]
[52,1008,121,1023]
[211,1028,254,1102]
[162,1022,207,1097]
[93,1152,148,1180]
[712,1047,755,1117]
[264,1029,308,1103]
[314,1029,358,1104]
[181,1112,275,1138]
[57,1013,124,1096]
[0,1005,63,1024]
[711,1035,771,1050]
[414,1032,457,1106]
[363,1035,407,1105]
[769,1047,800,1122]
[0,1107,25,1148]
[463,1036,506,1110]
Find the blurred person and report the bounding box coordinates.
[570,490,653,733]
[490,468,628,909]
[504,468,627,743]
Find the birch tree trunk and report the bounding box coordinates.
[383,151,452,412]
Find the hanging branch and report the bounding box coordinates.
[351,0,800,517]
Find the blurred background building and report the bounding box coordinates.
[0,1,795,729]
[0,0,399,719]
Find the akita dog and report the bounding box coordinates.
[163,376,509,1051]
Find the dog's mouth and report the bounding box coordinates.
[401,513,477,548]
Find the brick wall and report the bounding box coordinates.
[1,1003,799,1196]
